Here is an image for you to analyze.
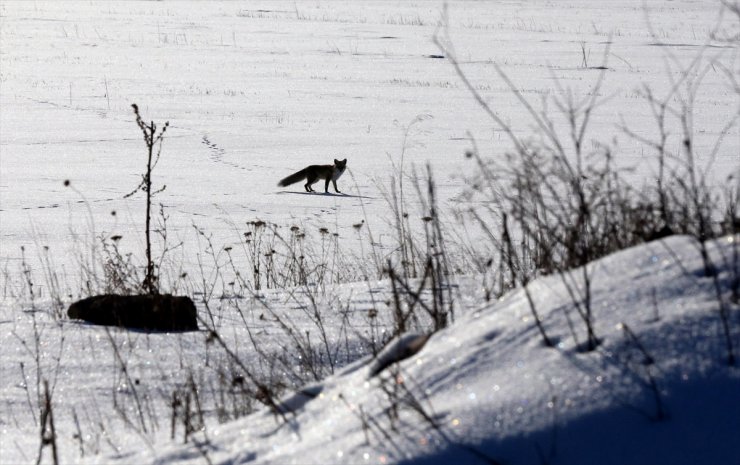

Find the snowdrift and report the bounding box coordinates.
[104,235,740,465]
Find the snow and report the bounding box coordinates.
[1,1,739,464]
[69,235,738,465]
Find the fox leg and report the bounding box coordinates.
[305,174,317,192]
[332,180,341,193]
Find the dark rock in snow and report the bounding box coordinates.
[67,294,198,332]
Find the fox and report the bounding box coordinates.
[277,158,347,193]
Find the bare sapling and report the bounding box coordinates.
[128,103,169,294]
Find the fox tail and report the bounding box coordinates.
[278,168,308,187]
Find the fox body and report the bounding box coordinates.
[278,159,347,193]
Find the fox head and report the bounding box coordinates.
[334,159,347,170]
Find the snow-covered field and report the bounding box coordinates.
[99,235,740,465]
[1,1,739,464]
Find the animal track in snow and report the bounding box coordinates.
[201,134,245,170]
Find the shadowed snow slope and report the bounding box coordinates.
[102,235,740,465]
